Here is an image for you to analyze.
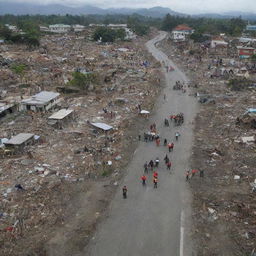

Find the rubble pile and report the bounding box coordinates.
[159,37,256,255]
[0,29,162,255]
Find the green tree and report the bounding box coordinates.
[0,25,12,40]
[68,72,98,90]
[10,64,27,83]
[115,28,126,40]
[190,32,210,43]
[127,16,149,36]
[93,27,117,42]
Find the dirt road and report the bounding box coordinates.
[85,32,198,256]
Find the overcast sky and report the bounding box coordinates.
[3,0,256,14]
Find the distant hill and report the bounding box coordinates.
[0,2,255,21]
[195,11,256,21]
[0,3,182,17]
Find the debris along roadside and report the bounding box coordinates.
[0,28,162,255]
[158,36,256,255]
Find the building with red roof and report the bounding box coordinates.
[171,24,194,42]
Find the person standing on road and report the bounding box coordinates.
[153,177,158,188]
[164,138,167,146]
[141,175,147,186]
[167,161,172,171]
[156,138,160,147]
[122,186,127,198]
[191,169,198,178]
[168,142,174,152]
[200,169,204,177]
[144,162,148,173]
[153,171,158,179]
[186,171,190,181]
[155,157,160,167]
[164,154,170,164]
[149,160,154,171]
[175,132,180,141]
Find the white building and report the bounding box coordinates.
[211,37,228,48]
[49,24,71,33]
[40,26,50,32]
[124,28,136,40]
[171,24,194,42]
[89,24,105,27]
[20,91,60,112]
[107,24,127,28]
[72,24,85,32]
[5,24,18,32]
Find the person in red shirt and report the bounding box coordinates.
[156,138,160,146]
[191,169,198,178]
[153,171,158,179]
[167,161,172,170]
[168,142,174,152]
[141,175,147,186]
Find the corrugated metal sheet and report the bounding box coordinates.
[4,133,34,145]
[91,122,113,131]
[21,91,60,106]
[48,109,73,120]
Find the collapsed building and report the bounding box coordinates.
[20,91,60,112]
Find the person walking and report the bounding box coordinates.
[153,177,158,188]
[144,162,148,173]
[167,161,172,170]
[191,169,197,178]
[175,132,180,141]
[156,138,160,147]
[168,142,174,152]
[155,157,160,167]
[122,186,127,198]
[200,169,204,177]
[149,160,154,171]
[141,175,147,186]
[186,171,190,181]
[164,154,170,164]
[153,171,158,179]
[164,138,167,146]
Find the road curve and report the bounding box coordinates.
[85,32,198,256]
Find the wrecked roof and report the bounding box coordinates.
[0,103,15,114]
[21,91,60,106]
[91,122,113,131]
[173,24,193,31]
[4,133,35,145]
[48,109,73,120]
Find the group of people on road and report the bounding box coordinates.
[123,118,181,198]
[122,74,203,198]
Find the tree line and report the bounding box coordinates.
[0,13,251,45]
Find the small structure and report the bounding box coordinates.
[49,24,71,33]
[0,103,17,119]
[20,91,60,112]
[40,26,50,32]
[107,24,127,29]
[4,24,18,32]
[171,24,194,42]
[4,133,35,151]
[211,37,228,48]
[48,109,74,129]
[246,25,256,31]
[237,46,255,59]
[91,122,113,132]
[72,24,85,32]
